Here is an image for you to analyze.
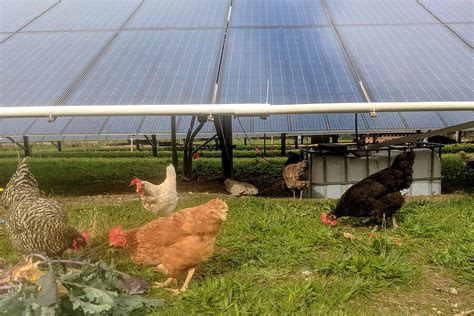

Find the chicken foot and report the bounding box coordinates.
[392,216,399,231]
[152,277,176,288]
[168,267,196,294]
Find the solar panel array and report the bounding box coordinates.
[0,0,472,141]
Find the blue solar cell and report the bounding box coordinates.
[61,117,107,134]
[400,112,445,129]
[0,118,36,135]
[362,112,407,130]
[437,111,474,127]
[139,117,171,134]
[419,0,473,23]
[231,0,329,27]
[26,117,72,135]
[100,116,143,134]
[0,0,57,32]
[339,25,472,102]
[290,114,327,132]
[0,32,114,107]
[127,0,229,29]
[0,33,11,42]
[233,116,254,135]
[326,0,436,25]
[448,23,474,47]
[253,115,289,133]
[24,0,141,31]
[326,113,367,131]
[65,30,223,106]
[218,28,363,104]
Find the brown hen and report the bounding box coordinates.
[109,198,228,293]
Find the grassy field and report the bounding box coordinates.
[0,145,473,314]
[1,194,472,314]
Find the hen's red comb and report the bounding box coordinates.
[108,225,123,240]
[321,212,337,226]
[130,178,141,187]
[81,231,91,243]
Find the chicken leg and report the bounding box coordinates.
[392,216,399,231]
[152,277,176,288]
[169,267,196,294]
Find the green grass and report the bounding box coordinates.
[0,156,289,196]
[1,194,473,314]
[1,153,471,197]
[442,143,474,154]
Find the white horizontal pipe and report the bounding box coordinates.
[0,102,472,118]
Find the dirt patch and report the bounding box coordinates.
[364,266,474,315]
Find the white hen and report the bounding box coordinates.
[130,164,178,217]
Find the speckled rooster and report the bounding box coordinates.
[1,158,88,257]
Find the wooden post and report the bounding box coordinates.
[263,134,266,156]
[171,116,178,169]
[294,136,298,149]
[23,136,31,157]
[57,141,62,152]
[280,133,286,156]
[455,131,462,143]
[151,135,158,157]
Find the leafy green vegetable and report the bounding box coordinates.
[36,271,58,307]
[0,260,164,315]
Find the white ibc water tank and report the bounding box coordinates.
[310,149,441,199]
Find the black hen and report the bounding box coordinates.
[322,151,416,229]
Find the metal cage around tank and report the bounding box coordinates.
[301,142,444,199]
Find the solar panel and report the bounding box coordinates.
[218,27,363,104]
[230,0,329,27]
[437,111,474,127]
[448,23,474,47]
[61,117,107,134]
[0,33,11,42]
[326,0,436,25]
[419,0,474,23]
[139,117,171,134]
[0,1,471,139]
[233,116,254,135]
[25,117,72,135]
[0,118,36,135]
[362,112,407,130]
[126,0,229,29]
[253,115,289,133]
[290,114,328,132]
[0,32,114,106]
[326,113,367,131]
[0,0,57,32]
[400,112,445,129]
[100,116,143,134]
[23,0,141,31]
[338,24,472,102]
[65,30,223,106]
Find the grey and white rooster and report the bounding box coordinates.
[2,158,88,257]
